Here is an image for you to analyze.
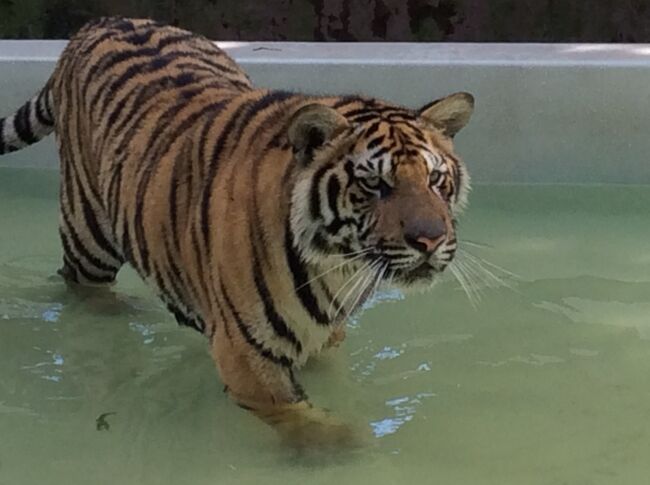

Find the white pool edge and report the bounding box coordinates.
[1,41,650,184]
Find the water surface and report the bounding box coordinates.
[1,167,649,484]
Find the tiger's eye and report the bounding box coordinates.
[359,176,392,199]
[430,170,443,186]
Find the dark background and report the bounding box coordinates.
[1,0,649,42]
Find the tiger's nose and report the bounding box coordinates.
[404,217,447,254]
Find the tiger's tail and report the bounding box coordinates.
[0,84,55,155]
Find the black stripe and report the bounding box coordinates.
[366,134,385,151]
[139,94,225,167]
[344,105,396,119]
[284,223,330,325]
[13,103,37,145]
[0,120,5,154]
[175,59,243,77]
[132,201,151,275]
[453,164,463,204]
[106,83,146,128]
[86,47,160,101]
[105,83,171,143]
[227,91,296,154]
[122,27,157,46]
[85,32,193,85]
[121,215,133,264]
[373,156,386,175]
[410,129,428,145]
[110,17,138,33]
[61,159,76,218]
[167,302,201,331]
[168,142,186,251]
[309,163,332,220]
[251,247,303,353]
[219,279,293,368]
[200,99,252,253]
[35,89,54,126]
[372,145,392,159]
[78,31,116,60]
[290,369,308,401]
[363,121,381,138]
[216,305,231,341]
[132,101,228,274]
[341,107,374,118]
[152,259,203,333]
[61,211,120,274]
[332,96,365,109]
[59,233,115,284]
[386,111,416,121]
[90,45,208,113]
[162,229,203,313]
[92,53,176,112]
[107,72,209,140]
[326,175,341,217]
[406,141,432,153]
[185,145,196,228]
[106,162,123,226]
[190,225,213,304]
[325,218,355,235]
[59,255,79,283]
[244,99,305,158]
[78,186,122,262]
[318,279,341,313]
[349,113,379,124]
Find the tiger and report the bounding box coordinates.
[0,17,474,448]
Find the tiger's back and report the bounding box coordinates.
[51,17,255,326]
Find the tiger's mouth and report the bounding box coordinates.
[391,260,448,286]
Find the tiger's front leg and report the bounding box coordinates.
[211,320,363,449]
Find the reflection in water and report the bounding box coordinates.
[41,303,62,323]
[371,393,436,438]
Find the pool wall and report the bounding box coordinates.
[1,41,649,184]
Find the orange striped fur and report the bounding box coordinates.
[0,17,475,448]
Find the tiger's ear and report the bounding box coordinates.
[288,104,349,164]
[418,92,474,138]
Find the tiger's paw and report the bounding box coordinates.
[273,403,369,450]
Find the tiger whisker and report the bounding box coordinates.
[458,248,520,280]
[342,260,385,323]
[368,261,389,303]
[334,259,383,323]
[448,263,480,308]
[345,261,388,320]
[457,249,518,291]
[461,239,494,250]
[455,255,498,290]
[296,249,373,291]
[328,259,374,321]
[453,259,483,295]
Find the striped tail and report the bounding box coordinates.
[0,85,55,155]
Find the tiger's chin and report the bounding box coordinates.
[390,261,447,293]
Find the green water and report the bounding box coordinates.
[1,167,650,484]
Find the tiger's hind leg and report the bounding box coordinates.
[57,158,124,286]
[211,318,367,449]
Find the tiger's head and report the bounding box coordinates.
[289,92,474,289]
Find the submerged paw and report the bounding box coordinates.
[276,406,369,450]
